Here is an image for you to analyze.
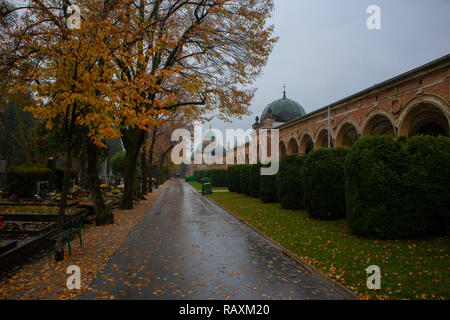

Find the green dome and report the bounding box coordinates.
[261,92,306,123]
[203,129,216,141]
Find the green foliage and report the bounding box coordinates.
[193,169,227,187]
[259,164,278,203]
[110,151,126,177]
[5,163,77,197]
[110,150,142,179]
[227,166,234,192]
[345,135,450,239]
[0,92,38,165]
[240,165,251,196]
[303,148,349,220]
[276,154,305,210]
[193,170,206,182]
[249,164,262,198]
[227,165,244,193]
[209,169,227,187]
[6,165,51,197]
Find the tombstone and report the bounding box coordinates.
[69,179,75,194]
[47,157,56,171]
[0,160,6,189]
[36,180,49,196]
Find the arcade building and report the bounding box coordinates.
[191,54,450,171]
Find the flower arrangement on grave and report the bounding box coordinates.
[100,184,111,194]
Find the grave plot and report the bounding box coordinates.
[0,205,83,222]
[0,205,88,275]
[0,221,55,236]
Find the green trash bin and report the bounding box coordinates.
[201,177,213,195]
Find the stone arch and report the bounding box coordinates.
[287,137,299,155]
[399,95,450,137]
[315,125,334,149]
[299,132,314,155]
[279,141,287,158]
[335,118,360,147]
[362,111,396,137]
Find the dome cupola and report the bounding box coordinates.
[260,87,306,124]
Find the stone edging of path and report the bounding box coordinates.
[184,182,359,300]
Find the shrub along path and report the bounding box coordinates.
[187,181,228,192]
[82,180,349,300]
[209,192,449,300]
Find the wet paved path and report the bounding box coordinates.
[82,180,345,300]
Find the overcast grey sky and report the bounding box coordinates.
[204,0,450,138]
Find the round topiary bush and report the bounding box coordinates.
[240,165,251,196]
[303,148,349,220]
[276,154,305,210]
[345,135,450,239]
[259,163,278,203]
[249,164,262,198]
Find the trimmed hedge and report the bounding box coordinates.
[6,165,51,197]
[303,148,349,220]
[227,165,244,193]
[276,154,305,210]
[193,170,207,182]
[6,164,77,197]
[194,169,227,187]
[209,169,227,187]
[259,164,278,203]
[345,135,450,239]
[227,166,235,192]
[249,164,262,198]
[240,165,251,196]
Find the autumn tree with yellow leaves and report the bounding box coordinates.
[0,0,277,260]
[108,0,277,208]
[0,0,131,260]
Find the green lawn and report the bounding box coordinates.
[209,192,449,300]
[188,181,228,191]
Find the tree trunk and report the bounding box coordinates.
[141,149,148,195]
[148,128,157,193]
[79,150,88,188]
[120,127,145,210]
[156,147,172,189]
[55,139,72,261]
[86,138,114,226]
